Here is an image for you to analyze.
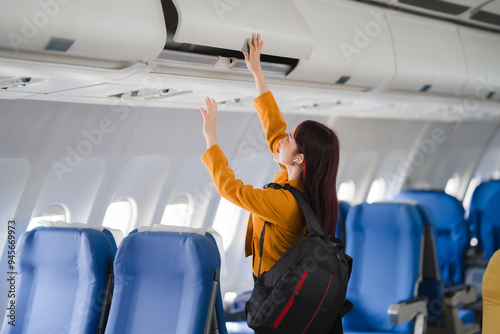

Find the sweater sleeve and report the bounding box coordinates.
[253,91,289,155]
[202,145,301,226]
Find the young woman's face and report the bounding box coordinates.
[274,126,301,166]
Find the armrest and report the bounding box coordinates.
[443,285,478,307]
[388,296,427,324]
[441,285,480,334]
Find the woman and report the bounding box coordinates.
[200,33,340,278]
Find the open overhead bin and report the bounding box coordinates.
[164,0,396,90]
[169,0,313,61]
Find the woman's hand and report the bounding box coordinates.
[243,33,269,96]
[200,97,218,149]
[243,33,264,76]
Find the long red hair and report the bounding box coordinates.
[294,120,340,236]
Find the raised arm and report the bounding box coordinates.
[243,33,269,96]
[244,34,288,156]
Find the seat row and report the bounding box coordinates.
[335,179,500,288]
[1,223,227,334]
[225,199,482,334]
[341,201,479,334]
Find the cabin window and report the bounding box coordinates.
[27,205,68,231]
[102,198,137,235]
[338,180,356,203]
[366,178,386,204]
[160,195,193,227]
[444,174,460,197]
[212,198,243,251]
[463,176,481,212]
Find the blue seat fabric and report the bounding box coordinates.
[343,202,425,334]
[104,231,227,334]
[1,227,116,334]
[480,192,500,259]
[468,180,500,246]
[395,190,468,286]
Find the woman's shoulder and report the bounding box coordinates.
[271,170,305,193]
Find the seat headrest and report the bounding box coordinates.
[137,224,227,278]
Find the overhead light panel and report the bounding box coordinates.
[109,88,193,100]
[0,77,47,89]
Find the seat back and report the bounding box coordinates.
[343,202,425,333]
[395,190,468,285]
[480,192,500,259]
[468,180,500,246]
[1,227,116,334]
[104,229,227,334]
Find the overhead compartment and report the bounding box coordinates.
[0,0,166,66]
[458,27,500,101]
[287,0,396,90]
[385,12,467,95]
[170,0,313,61]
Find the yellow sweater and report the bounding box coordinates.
[483,250,500,332]
[202,91,308,277]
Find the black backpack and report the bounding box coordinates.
[245,183,353,334]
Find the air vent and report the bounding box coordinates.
[487,91,495,99]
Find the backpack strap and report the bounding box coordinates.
[256,182,326,278]
[330,300,354,334]
[257,221,267,280]
[264,183,324,237]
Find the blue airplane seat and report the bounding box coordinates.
[395,190,468,286]
[104,227,227,334]
[468,179,500,247]
[480,192,500,259]
[336,201,351,243]
[0,226,116,334]
[343,202,428,334]
[412,205,479,333]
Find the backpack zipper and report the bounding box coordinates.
[273,270,308,328]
